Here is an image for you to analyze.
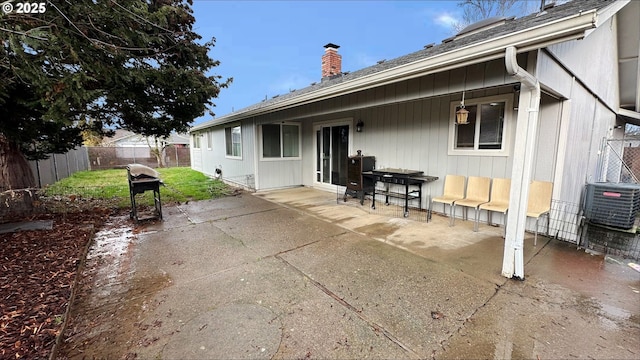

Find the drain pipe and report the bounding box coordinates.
[502,46,541,280]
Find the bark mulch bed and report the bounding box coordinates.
[0,200,116,359]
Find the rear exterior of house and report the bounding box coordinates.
[191,0,638,238]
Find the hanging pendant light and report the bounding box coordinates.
[455,91,469,125]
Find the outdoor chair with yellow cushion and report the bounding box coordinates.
[429,175,466,226]
[527,180,553,246]
[452,176,491,231]
[477,178,511,235]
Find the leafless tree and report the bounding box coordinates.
[454,0,546,32]
[625,124,640,137]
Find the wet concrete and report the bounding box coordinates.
[60,187,640,359]
[443,241,640,359]
[59,217,173,359]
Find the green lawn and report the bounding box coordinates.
[44,167,231,207]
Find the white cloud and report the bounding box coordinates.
[434,12,458,28]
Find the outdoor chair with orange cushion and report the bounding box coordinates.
[429,175,466,226]
[452,176,491,231]
[527,180,553,246]
[477,178,511,235]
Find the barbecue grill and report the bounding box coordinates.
[343,153,375,204]
[127,164,163,222]
[365,168,438,218]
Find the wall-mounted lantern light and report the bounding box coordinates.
[356,119,364,132]
[455,91,469,125]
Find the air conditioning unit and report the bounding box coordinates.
[584,183,640,229]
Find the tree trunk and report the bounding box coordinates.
[151,147,163,168]
[0,134,36,191]
[147,138,164,168]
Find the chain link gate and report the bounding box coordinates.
[597,137,640,184]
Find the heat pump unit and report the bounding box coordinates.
[584,183,640,229]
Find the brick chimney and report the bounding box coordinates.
[321,43,341,79]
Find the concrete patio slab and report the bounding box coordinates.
[59,186,640,360]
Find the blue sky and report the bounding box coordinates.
[191,0,462,125]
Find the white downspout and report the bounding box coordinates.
[502,46,541,280]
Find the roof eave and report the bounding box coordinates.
[594,0,630,27]
[619,108,640,125]
[191,8,598,132]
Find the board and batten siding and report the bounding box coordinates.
[344,88,522,222]
[555,87,616,204]
[543,15,620,111]
[533,94,563,183]
[192,121,257,189]
[537,20,622,205]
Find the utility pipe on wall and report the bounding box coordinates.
[502,46,541,280]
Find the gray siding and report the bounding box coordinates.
[191,122,256,189]
[553,83,617,204]
[254,116,302,189]
[256,160,302,189]
[542,16,620,110]
[537,21,621,204]
[533,94,563,182]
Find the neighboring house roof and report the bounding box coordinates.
[106,129,138,144]
[102,129,190,146]
[192,0,634,131]
[166,132,190,145]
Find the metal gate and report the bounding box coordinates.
[597,137,640,184]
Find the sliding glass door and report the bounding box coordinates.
[315,124,350,187]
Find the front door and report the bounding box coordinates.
[315,124,350,187]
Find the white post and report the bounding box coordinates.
[502,47,541,280]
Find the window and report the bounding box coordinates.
[206,131,213,150]
[192,134,201,149]
[261,123,300,159]
[449,95,511,156]
[225,125,242,158]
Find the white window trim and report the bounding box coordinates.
[447,94,513,157]
[225,123,243,160]
[206,131,213,151]
[312,118,354,190]
[259,122,302,161]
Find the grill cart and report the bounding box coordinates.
[127,164,163,222]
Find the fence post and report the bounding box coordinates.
[597,137,606,182]
[52,154,59,182]
[35,160,42,188]
[65,152,71,178]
